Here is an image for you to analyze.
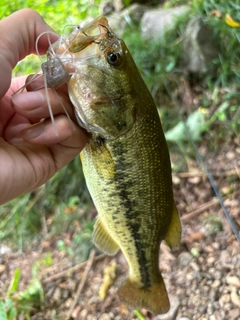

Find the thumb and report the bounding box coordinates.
[0,9,59,98]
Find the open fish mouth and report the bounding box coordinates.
[45,17,133,139]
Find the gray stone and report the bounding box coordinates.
[113,0,156,11]
[177,251,193,267]
[141,5,190,40]
[229,308,240,320]
[100,1,115,16]
[99,313,111,320]
[107,3,147,36]
[183,17,219,74]
[0,246,11,255]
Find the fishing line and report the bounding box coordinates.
[183,120,240,244]
[43,72,58,136]
[35,31,57,63]
[53,89,75,130]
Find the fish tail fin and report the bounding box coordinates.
[117,275,170,315]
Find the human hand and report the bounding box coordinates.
[0,9,88,205]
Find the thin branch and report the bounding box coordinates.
[67,249,96,318]
[181,189,240,222]
[42,253,105,284]
[173,167,240,178]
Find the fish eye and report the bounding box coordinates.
[107,51,122,67]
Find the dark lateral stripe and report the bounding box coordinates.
[111,140,151,289]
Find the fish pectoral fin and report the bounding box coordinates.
[92,217,119,255]
[164,203,182,249]
[118,275,170,315]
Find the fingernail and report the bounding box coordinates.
[12,91,44,107]
[19,122,45,139]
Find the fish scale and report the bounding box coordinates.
[47,15,182,315]
[81,111,174,299]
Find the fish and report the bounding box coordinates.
[46,16,182,315]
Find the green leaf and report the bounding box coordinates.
[0,301,7,320]
[7,306,17,320]
[133,309,146,320]
[44,252,52,267]
[19,279,44,303]
[6,269,21,297]
[165,110,206,142]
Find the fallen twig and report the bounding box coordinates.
[67,249,96,318]
[173,167,240,179]
[181,197,219,222]
[181,189,240,222]
[42,253,105,284]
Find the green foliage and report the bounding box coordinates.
[73,220,95,261]
[133,309,146,320]
[1,0,102,26]
[123,13,191,98]
[1,0,102,75]
[201,215,223,235]
[165,110,206,142]
[0,255,50,319]
[0,151,93,248]
[6,269,21,298]
[191,0,240,86]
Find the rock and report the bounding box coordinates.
[100,1,115,16]
[207,256,215,265]
[0,264,6,274]
[228,308,240,320]
[107,3,147,36]
[219,250,231,263]
[99,313,111,320]
[209,288,218,301]
[226,276,240,287]
[177,252,193,267]
[113,0,156,11]
[203,245,214,253]
[214,270,222,280]
[212,242,220,250]
[219,293,230,307]
[230,288,240,308]
[212,279,221,288]
[183,17,220,75]
[0,246,11,255]
[156,295,180,320]
[141,5,191,40]
[188,176,201,184]
[79,309,88,318]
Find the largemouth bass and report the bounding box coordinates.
[47,16,181,315]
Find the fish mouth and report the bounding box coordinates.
[67,16,112,54]
[90,94,122,105]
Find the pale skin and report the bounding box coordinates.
[0,9,88,205]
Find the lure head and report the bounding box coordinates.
[48,16,149,139]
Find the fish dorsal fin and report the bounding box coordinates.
[164,203,182,249]
[92,217,119,255]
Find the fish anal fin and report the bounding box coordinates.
[92,217,119,255]
[118,275,170,315]
[165,203,182,249]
